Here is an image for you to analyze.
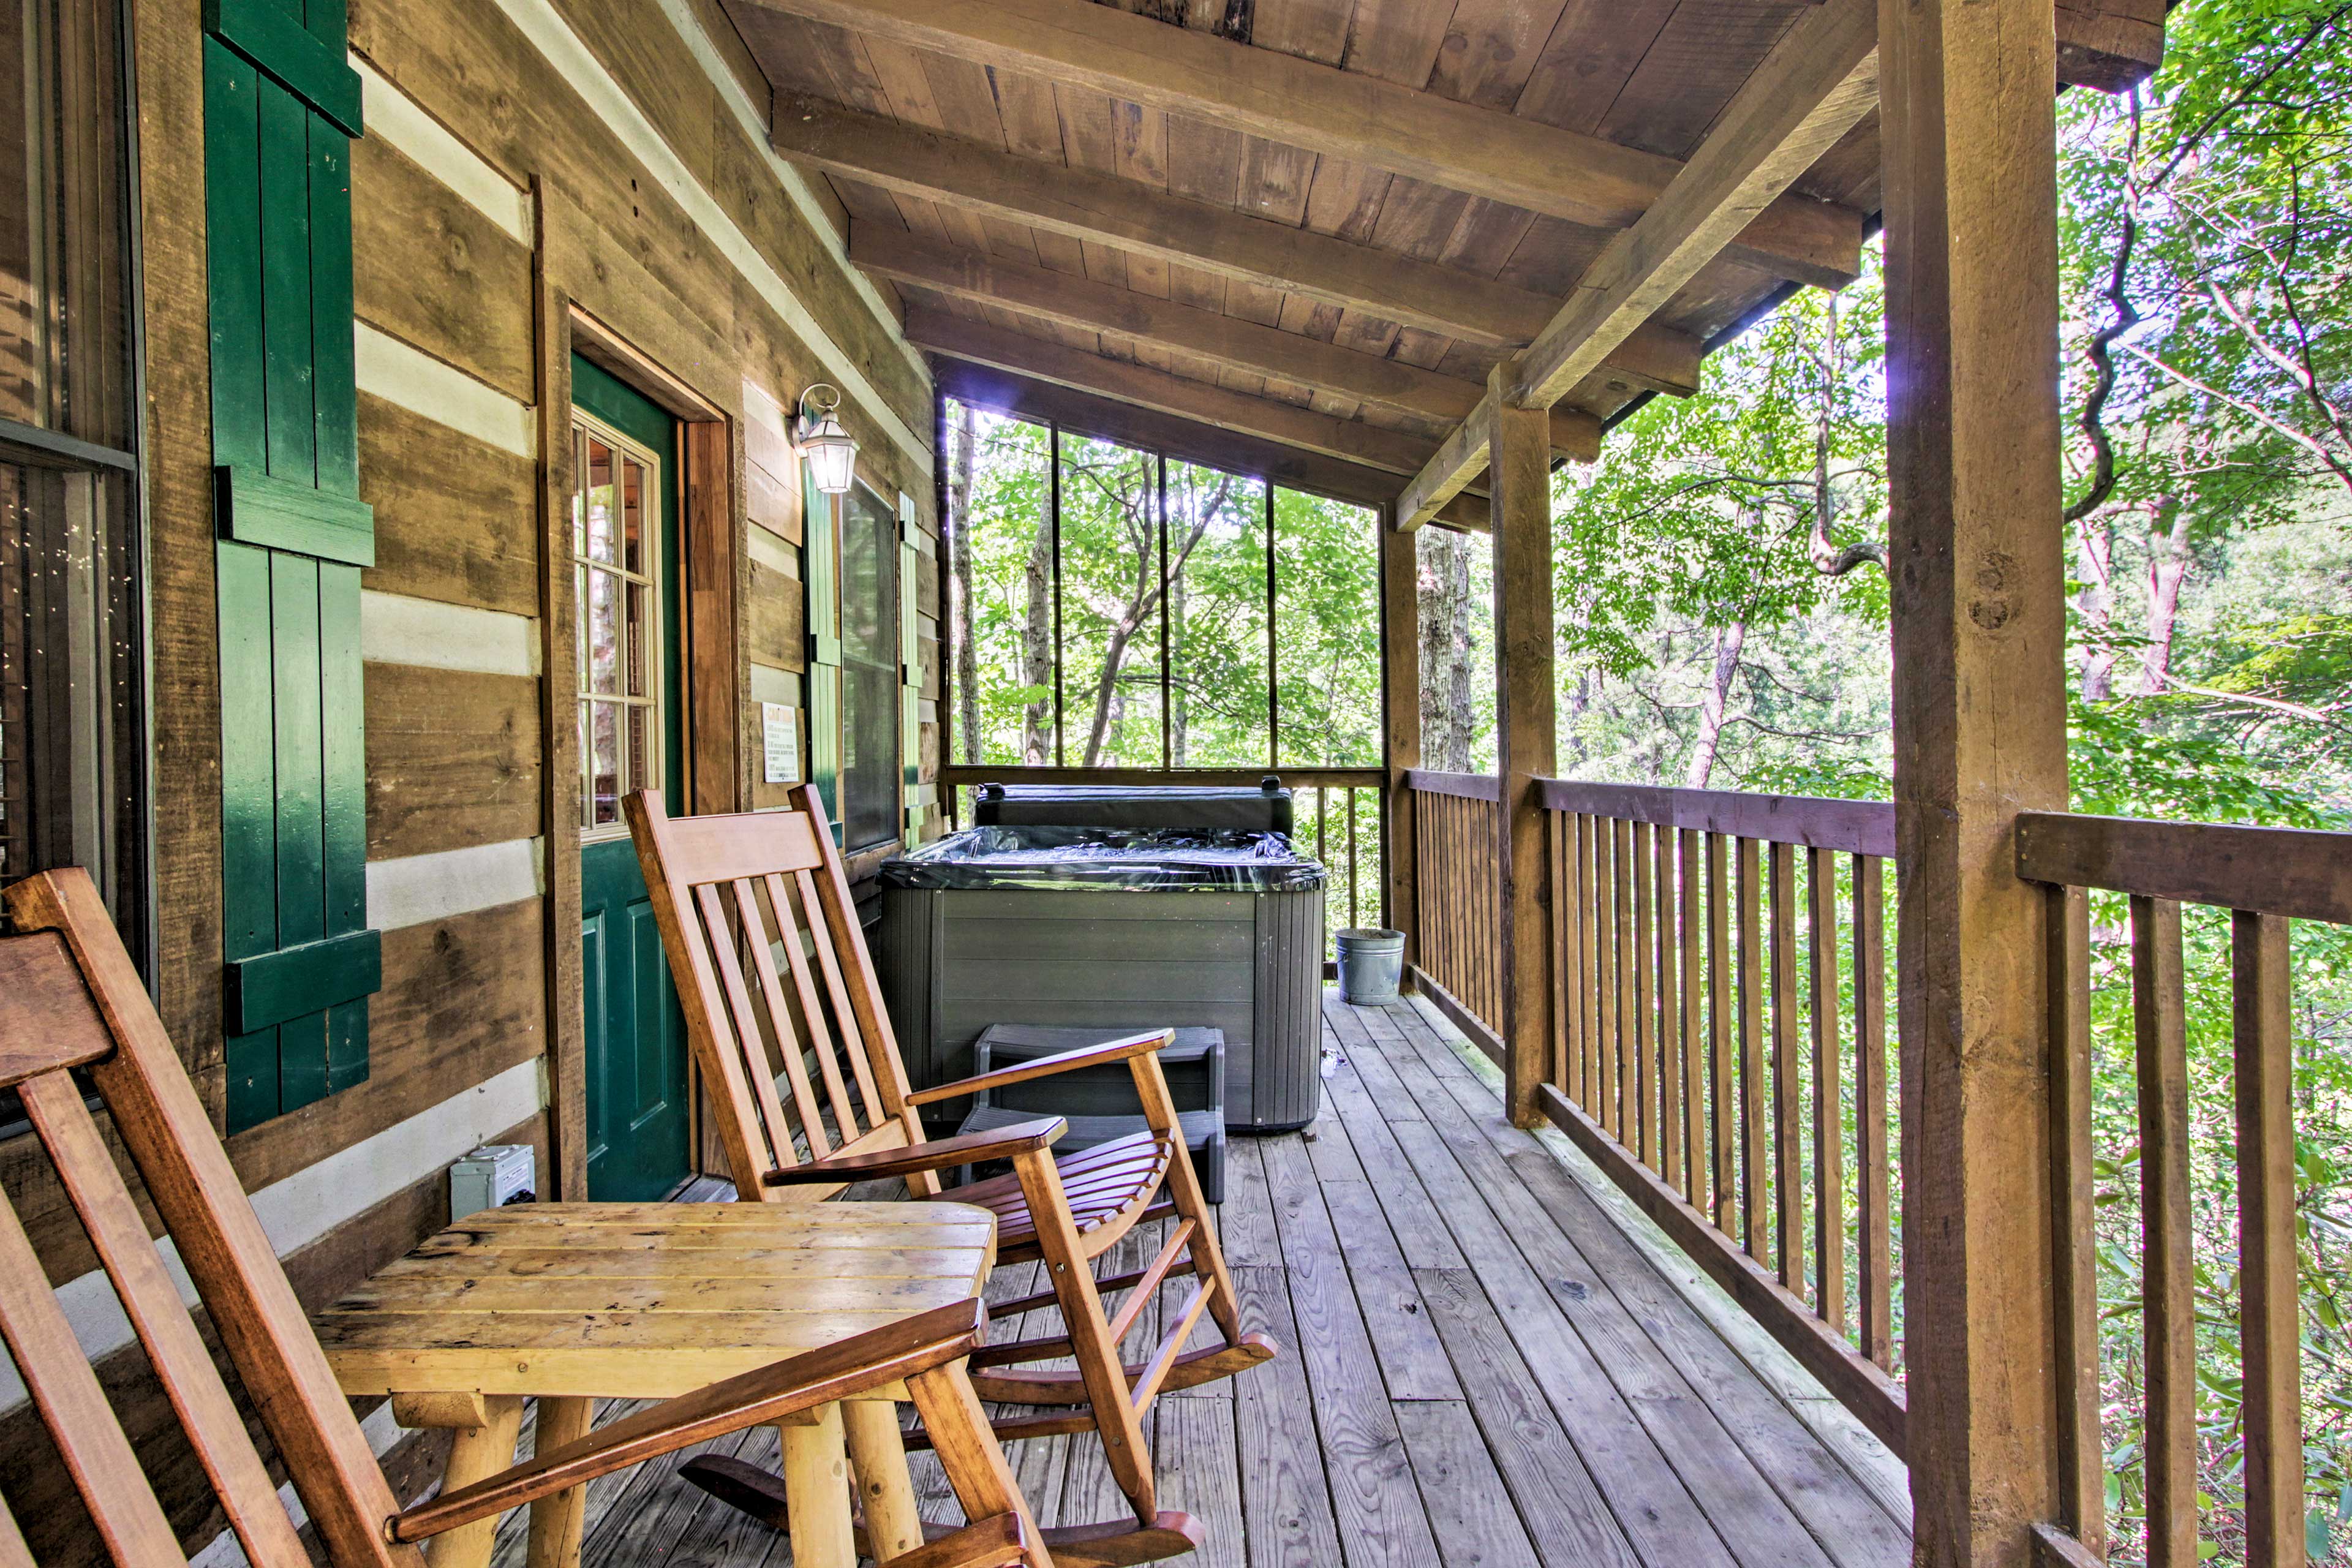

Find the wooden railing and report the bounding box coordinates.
[1532,779,1907,1456]
[1404,771,1504,1045]
[2018,812,2352,1567]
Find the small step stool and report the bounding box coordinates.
[956,1024,1227,1204]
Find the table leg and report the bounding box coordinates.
[526,1395,595,1568]
[842,1398,923,1557]
[426,1395,524,1568]
[780,1403,857,1568]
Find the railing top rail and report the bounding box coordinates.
[2016,810,2352,924]
[940,764,1385,788]
[1406,769,1504,802]
[1536,778,1896,857]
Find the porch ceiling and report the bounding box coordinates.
[719,0,2163,521]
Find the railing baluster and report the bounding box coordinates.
[1552,809,1573,1096]
[1680,827,1705,1210]
[1596,815,1618,1136]
[1581,815,1600,1115]
[2046,883,2103,1553]
[1634,821,1656,1168]
[1738,835,1766,1257]
[1708,831,1735,1234]
[2233,908,2305,1568]
[1808,846,1845,1334]
[1656,821,1679,1187]
[1770,841,1803,1295]
[1616,818,1637,1141]
[2132,894,2197,1568]
[1854,853,1894,1373]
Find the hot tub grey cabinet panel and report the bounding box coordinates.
[877,886,1324,1130]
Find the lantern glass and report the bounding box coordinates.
[802,416,858,495]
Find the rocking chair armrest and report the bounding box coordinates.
[389,1299,990,1545]
[761,1117,1068,1186]
[905,1029,1177,1107]
[880,1513,1036,1568]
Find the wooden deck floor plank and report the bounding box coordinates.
[1319,1018,1472,1270]
[1414,1267,1645,1568]
[461,993,1909,1567]
[1232,1262,1349,1568]
[1318,1178,1463,1401]
[1260,1134,1447,1567]
[1377,1014,1844,1568]
[1386,1114,1745,1568]
[1395,1398,1547,1568]
[1381,996,1910,1553]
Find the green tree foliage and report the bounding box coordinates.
[1539,3,2351,1559]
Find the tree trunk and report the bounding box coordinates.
[1417,529,1473,772]
[1170,567,1188,767]
[1686,620,1747,788]
[1021,485,1054,766]
[2136,496,2190,696]
[2075,511,2118,702]
[948,401,981,764]
[1077,471,1226,766]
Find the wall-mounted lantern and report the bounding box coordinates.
[796,383,858,496]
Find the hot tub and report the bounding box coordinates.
[876,786,1327,1133]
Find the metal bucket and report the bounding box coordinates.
[1335,927,1405,1005]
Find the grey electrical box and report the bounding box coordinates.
[450,1144,536,1223]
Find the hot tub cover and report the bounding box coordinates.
[880,825,1327,892]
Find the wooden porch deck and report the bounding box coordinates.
[484,992,1910,1568]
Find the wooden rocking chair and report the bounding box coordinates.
[625,785,1276,1565]
[0,868,1049,1568]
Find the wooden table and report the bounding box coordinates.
[314,1200,998,1568]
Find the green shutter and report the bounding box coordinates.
[205,0,381,1133]
[805,470,842,839]
[899,492,922,848]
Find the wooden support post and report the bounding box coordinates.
[1489,363,1555,1128]
[1881,0,2071,1559]
[1380,505,1420,969]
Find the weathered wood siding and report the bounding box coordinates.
[0,0,938,1555]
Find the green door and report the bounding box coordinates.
[571,356,691,1201]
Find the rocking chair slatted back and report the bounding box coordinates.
[626,786,925,1197]
[0,870,419,1568]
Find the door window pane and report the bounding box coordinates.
[1057,434,1161,767]
[837,481,899,850]
[573,420,661,835]
[1166,462,1268,767]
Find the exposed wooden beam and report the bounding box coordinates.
[771,92,1702,397]
[740,0,1866,290]
[855,226,1600,461]
[1393,399,1496,534]
[2054,0,2168,91]
[1396,0,1879,528]
[932,357,1492,530]
[906,306,1451,478]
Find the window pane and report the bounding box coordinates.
[587,566,620,694]
[841,482,894,666]
[584,437,617,564]
[1274,489,1381,767]
[1057,433,1161,767]
[1,0,132,448]
[943,401,1054,766]
[839,480,899,850]
[0,461,139,907]
[621,454,646,574]
[587,699,620,826]
[1166,461,1267,767]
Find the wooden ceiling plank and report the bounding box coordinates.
[767,92,1700,391]
[1396,0,1877,529]
[1512,0,1877,410]
[910,306,1444,475]
[855,223,1600,458]
[931,353,1490,528]
[732,0,1864,287]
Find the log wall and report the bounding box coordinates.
[0,0,939,1555]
